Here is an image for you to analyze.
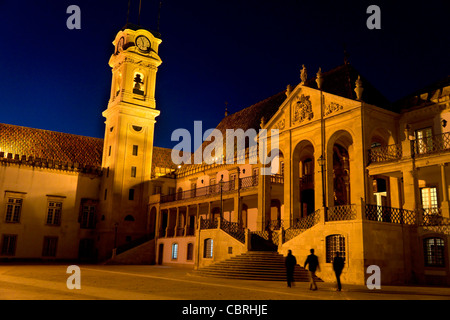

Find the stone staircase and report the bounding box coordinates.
[192,251,322,282]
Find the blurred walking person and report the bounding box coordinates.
[333,251,345,291]
[304,248,320,290]
[285,250,297,288]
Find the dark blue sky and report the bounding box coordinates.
[0,0,448,149]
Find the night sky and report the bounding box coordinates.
[0,0,448,150]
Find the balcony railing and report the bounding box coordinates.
[368,143,402,164]
[414,132,450,156]
[270,174,284,184]
[326,204,357,221]
[365,204,416,225]
[161,175,259,203]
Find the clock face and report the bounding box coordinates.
[135,35,151,52]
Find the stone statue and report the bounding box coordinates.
[300,64,307,84]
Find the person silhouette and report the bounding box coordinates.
[304,248,320,290]
[285,250,297,288]
[333,251,345,291]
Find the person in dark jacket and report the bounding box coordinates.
[304,248,320,290]
[285,250,297,288]
[333,251,345,291]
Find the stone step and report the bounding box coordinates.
[194,251,322,282]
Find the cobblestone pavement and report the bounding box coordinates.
[0,264,449,300]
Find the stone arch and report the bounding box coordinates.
[327,130,354,206]
[292,139,316,220]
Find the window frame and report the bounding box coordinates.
[1,234,17,256]
[46,201,63,226]
[171,242,179,260]
[203,238,213,259]
[424,237,445,267]
[42,236,58,257]
[325,234,346,263]
[5,198,23,223]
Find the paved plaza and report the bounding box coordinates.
[0,264,449,301]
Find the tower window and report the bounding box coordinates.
[133,72,144,95]
[108,146,112,156]
[132,145,138,156]
[129,189,135,201]
[131,166,137,178]
[104,189,107,200]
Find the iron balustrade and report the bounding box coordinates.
[220,218,246,243]
[283,210,320,243]
[326,205,357,221]
[365,204,416,225]
[368,143,403,163]
[159,175,260,203]
[270,174,284,184]
[414,132,450,156]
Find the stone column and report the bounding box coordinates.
[174,207,180,236]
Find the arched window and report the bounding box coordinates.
[132,72,145,95]
[186,243,194,261]
[424,237,445,267]
[124,215,135,221]
[171,243,178,260]
[326,234,346,263]
[203,238,213,258]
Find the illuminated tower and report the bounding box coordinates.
[98,24,162,260]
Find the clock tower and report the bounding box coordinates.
[98,24,162,260]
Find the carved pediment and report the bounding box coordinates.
[324,102,344,116]
[292,94,313,124]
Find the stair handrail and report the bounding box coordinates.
[219,217,246,243]
[282,209,321,243]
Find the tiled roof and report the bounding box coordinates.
[393,75,450,111]
[0,124,177,175]
[0,123,103,167]
[305,63,391,109]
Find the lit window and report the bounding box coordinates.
[204,238,213,258]
[172,243,178,260]
[326,234,346,263]
[424,237,445,267]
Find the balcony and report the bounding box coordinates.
[160,175,259,203]
[414,132,450,157]
[368,143,402,164]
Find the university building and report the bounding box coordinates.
[1,24,449,286]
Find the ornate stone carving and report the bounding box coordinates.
[324,102,344,116]
[292,94,313,124]
[273,119,285,130]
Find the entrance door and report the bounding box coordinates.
[158,243,164,265]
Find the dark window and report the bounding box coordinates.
[104,189,108,200]
[424,237,445,267]
[42,237,58,257]
[5,198,22,223]
[46,202,62,226]
[131,166,137,178]
[81,205,96,229]
[129,189,135,201]
[187,243,194,261]
[132,145,138,156]
[124,215,135,221]
[1,234,17,256]
[326,234,346,263]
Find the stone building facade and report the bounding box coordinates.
[1,24,449,286]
